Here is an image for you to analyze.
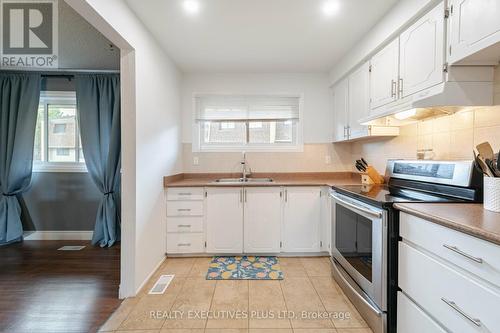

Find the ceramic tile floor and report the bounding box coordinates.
[99,257,373,333]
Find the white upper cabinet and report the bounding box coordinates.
[243,187,282,253]
[369,38,400,111]
[283,187,321,252]
[206,187,244,253]
[348,61,370,138]
[448,0,500,65]
[399,1,445,98]
[333,78,349,142]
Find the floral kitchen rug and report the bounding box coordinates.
[206,256,283,280]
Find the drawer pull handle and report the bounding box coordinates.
[443,244,483,263]
[441,298,481,327]
[177,243,191,247]
[177,209,192,212]
[178,224,192,228]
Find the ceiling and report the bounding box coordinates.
[126,0,399,73]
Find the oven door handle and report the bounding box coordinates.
[330,192,382,218]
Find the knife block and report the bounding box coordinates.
[361,166,385,185]
[361,174,375,185]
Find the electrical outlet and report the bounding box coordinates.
[193,156,199,166]
[325,155,332,164]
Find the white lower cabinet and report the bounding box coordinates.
[167,186,326,255]
[166,187,206,254]
[283,187,321,252]
[167,233,205,254]
[398,212,500,333]
[397,292,446,333]
[206,187,244,253]
[243,187,282,253]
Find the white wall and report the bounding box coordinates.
[59,0,119,69]
[329,0,439,85]
[65,0,182,297]
[181,73,333,143]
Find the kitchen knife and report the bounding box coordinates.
[360,158,369,167]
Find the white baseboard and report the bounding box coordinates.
[133,256,166,297]
[23,231,93,240]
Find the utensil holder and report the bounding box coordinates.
[484,177,500,213]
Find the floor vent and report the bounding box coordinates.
[149,275,174,295]
[57,246,86,251]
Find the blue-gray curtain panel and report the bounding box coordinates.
[0,73,41,245]
[76,74,121,247]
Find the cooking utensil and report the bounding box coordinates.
[486,158,500,177]
[475,152,495,177]
[476,142,495,161]
[473,151,488,176]
[361,158,369,167]
[355,164,364,172]
[497,151,500,171]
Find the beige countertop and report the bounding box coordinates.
[395,203,500,246]
[164,172,362,188]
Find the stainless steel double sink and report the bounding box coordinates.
[213,177,274,184]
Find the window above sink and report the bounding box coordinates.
[192,94,303,152]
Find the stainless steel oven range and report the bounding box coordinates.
[330,160,483,333]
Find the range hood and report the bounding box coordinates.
[360,66,495,125]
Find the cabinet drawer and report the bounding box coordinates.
[167,233,204,253]
[167,201,203,217]
[397,292,446,333]
[400,212,500,287]
[167,217,203,233]
[167,187,204,201]
[399,242,500,333]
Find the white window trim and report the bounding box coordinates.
[192,92,304,153]
[34,91,88,173]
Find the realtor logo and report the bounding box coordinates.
[1,0,58,68]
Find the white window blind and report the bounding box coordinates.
[195,95,300,121]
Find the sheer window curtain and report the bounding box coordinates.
[0,73,41,245]
[76,74,121,247]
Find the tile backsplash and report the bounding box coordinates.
[352,106,500,173]
[182,143,352,173]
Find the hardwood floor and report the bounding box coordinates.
[0,240,121,333]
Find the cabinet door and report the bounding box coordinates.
[333,78,349,142]
[369,38,399,111]
[243,187,282,253]
[448,0,500,64]
[348,62,370,139]
[397,292,447,333]
[206,187,243,253]
[283,187,321,252]
[400,2,445,98]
